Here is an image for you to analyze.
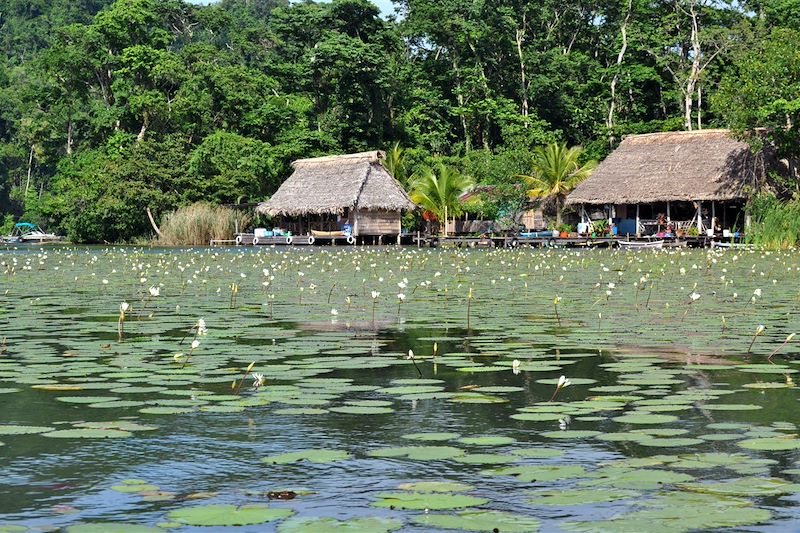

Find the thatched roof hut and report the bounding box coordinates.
[566,130,763,206]
[257,151,414,217]
[256,151,415,238]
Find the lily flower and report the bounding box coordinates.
[197,318,208,336]
[149,286,160,297]
[252,373,266,389]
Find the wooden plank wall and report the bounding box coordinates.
[356,210,401,235]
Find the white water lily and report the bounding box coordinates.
[557,375,572,389]
[756,324,765,335]
[120,302,130,313]
[191,339,200,350]
[252,373,266,389]
[397,293,406,301]
[407,350,414,360]
[149,286,160,297]
[512,359,521,375]
[690,292,701,301]
[197,318,208,336]
[754,288,762,298]
[371,290,380,299]
[331,308,338,316]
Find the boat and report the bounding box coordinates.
[310,229,346,238]
[618,239,664,250]
[2,223,63,244]
[711,241,754,250]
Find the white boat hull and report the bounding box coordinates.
[618,240,664,249]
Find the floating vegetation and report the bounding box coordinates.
[4,246,800,530]
[167,504,293,527]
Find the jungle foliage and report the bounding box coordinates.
[0,0,797,241]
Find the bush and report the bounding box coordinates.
[157,202,252,246]
[746,193,800,250]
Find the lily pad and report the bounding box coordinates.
[457,436,515,446]
[277,516,403,533]
[737,436,800,451]
[528,488,639,506]
[413,510,541,532]
[261,449,351,464]
[369,446,465,461]
[402,432,460,442]
[0,425,53,435]
[168,504,293,526]
[396,481,473,492]
[371,492,488,510]
[42,429,132,439]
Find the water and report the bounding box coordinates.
[1,245,800,531]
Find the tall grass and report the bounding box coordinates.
[158,202,252,246]
[746,194,800,250]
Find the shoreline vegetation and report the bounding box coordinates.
[0,0,797,247]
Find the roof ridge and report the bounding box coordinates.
[354,163,374,209]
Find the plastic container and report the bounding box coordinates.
[254,228,268,238]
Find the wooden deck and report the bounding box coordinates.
[210,232,740,249]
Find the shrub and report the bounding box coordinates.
[157,202,252,246]
[746,193,800,250]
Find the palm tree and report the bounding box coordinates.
[518,143,597,227]
[409,163,473,237]
[383,142,409,185]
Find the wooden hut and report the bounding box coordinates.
[566,130,777,237]
[256,151,415,239]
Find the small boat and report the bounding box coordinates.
[310,229,347,238]
[3,223,63,244]
[711,241,753,250]
[618,239,664,250]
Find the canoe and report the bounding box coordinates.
[311,230,346,238]
[618,240,664,249]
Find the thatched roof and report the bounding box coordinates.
[567,130,764,205]
[257,151,415,217]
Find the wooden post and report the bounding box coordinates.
[666,201,671,223]
[417,230,420,248]
[695,201,702,232]
[635,204,640,237]
[711,201,716,236]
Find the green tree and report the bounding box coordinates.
[409,163,473,236]
[518,143,597,226]
[713,27,800,185]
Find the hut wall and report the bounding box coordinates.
[355,209,401,236]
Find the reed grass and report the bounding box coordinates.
[746,194,800,250]
[158,202,252,246]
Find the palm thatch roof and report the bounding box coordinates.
[257,151,415,217]
[567,130,767,206]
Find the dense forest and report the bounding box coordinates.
[0,0,798,242]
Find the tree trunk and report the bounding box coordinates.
[684,2,702,131]
[696,84,702,130]
[452,56,471,152]
[25,145,34,197]
[607,0,632,141]
[66,116,74,155]
[137,110,149,142]
[515,21,529,127]
[555,197,562,228]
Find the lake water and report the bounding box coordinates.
[2,246,800,532]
